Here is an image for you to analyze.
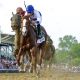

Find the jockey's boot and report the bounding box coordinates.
[37,24,41,39]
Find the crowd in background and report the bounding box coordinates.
[0,55,18,69]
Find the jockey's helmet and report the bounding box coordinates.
[16,7,25,15]
[26,5,34,13]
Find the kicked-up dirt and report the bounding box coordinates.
[0,70,80,80]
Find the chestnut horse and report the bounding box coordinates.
[17,15,47,73]
[17,15,37,73]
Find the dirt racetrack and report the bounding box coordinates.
[0,70,80,80]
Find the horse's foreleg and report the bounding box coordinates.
[16,47,23,66]
[13,30,20,57]
[19,55,24,72]
[30,47,37,73]
[24,51,31,72]
[36,49,44,78]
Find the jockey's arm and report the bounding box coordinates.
[22,15,30,19]
[30,16,42,25]
[35,10,42,24]
[30,10,42,25]
[36,16,42,24]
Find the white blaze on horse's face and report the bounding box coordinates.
[23,19,26,26]
[22,19,28,36]
[22,26,28,36]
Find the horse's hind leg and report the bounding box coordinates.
[37,42,46,77]
[37,49,44,70]
[38,42,46,67]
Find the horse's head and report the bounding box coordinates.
[10,12,21,30]
[21,15,32,36]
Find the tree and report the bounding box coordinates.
[58,35,78,50]
[55,35,79,65]
[69,43,80,58]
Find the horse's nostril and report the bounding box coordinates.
[14,25,15,27]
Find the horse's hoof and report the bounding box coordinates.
[24,69,26,72]
[36,73,40,78]
[19,71,25,73]
[29,69,33,73]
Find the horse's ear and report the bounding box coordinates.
[12,12,14,15]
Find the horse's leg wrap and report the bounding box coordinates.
[36,64,41,78]
[24,60,31,72]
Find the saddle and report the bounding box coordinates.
[31,25,45,43]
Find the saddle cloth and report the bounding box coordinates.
[37,36,45,43]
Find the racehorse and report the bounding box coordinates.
[17,15,37,73]
[17,15,47,73]
[10,12,28,71]
[11,13,47,74]
[43,35,55,70]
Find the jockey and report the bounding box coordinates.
[16,7,26,31]
[26,5,42,39]
[16,7,26,16]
